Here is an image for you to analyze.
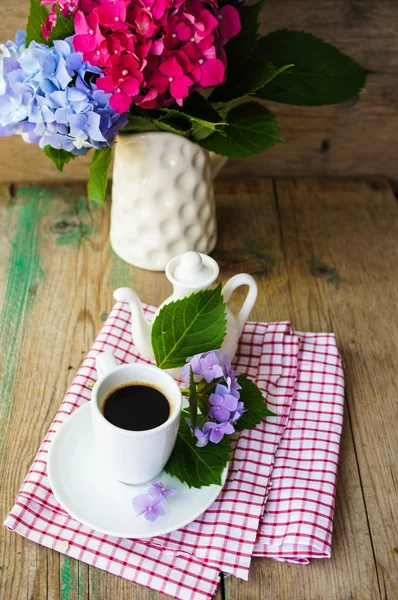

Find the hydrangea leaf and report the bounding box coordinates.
[48,5,75,44]
[155,112,193,137]
[121,114,159,133]
[151,285,227,370]
[255,30,369,106]
[146,94,226,140]
[223,0,268,74]
[188,367,198,431]
[198,103,284,158]
[26,0,48,45]
[174,92,225,125]
[43,146,76,172]
[209,61,293,105]
[87,146,112,204]
[234,374,276,432]
[164,410,231,488]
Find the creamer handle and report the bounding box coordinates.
[222,274,258,337]
[96,352,119,379]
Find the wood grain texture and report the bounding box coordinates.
[0,179,397,599]
[213,179,398,599]
[0,183,222,600]
[0,1,398,181]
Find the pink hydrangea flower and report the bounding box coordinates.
[41,0,241,111]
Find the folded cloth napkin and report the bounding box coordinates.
[4,303,344,600]
[254,331,345,563]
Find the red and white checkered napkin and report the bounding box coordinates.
[254,332,345,564]
[4,303,344,600]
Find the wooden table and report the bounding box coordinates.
[0,179,396,600]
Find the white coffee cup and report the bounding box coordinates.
[91,352,182,485]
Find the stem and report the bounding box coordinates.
[197,396,209,417]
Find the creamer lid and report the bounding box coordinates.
[166,251,219,288]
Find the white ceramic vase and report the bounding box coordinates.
[110,132,226,271]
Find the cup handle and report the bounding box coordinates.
[96,352,119,378]
[222,274,258,337]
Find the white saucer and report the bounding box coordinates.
[47,403,227,538]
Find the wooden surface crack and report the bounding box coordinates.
[344,390,383,600]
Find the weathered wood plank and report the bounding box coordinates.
[274,178,398,599]
[0,184,223,600]
[0,1,397,180]
[212,180,384,600]
[1,179,397,599]
[216,179,398,599]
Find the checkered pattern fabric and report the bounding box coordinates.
[4,303,344,599]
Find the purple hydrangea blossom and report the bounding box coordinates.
[181,350,245,447]
[195,421,235,447]
[148,481,177,502]
[229,401,245,424]
[181,351,224,387]
[0,31,127,154]
[226,375,242,396]
[208,383,239,422]
[132,493,165,522]
[181,354,202,387]
[194,425,211,447]
[200,352,224,383]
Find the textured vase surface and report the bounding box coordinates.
[111,132,217,271]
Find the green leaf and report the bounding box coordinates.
[43,146,76,172]
[223,0,267,74]
[155,112,193,137]
[26,0,48,45]
[235,374,276,431]
[176,92,225,125]
[151,284,227,370]
[164,410,231,488]
[148,94,226,141]
[191,122,218,142]
[121,114,159,134]
[198,103,284,158]
[48,4,75,44]
[87,146,112,205]
[188,367,198,431]
[255,30,369,106]
[210,61,293,105]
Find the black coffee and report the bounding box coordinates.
[102,383,170,431]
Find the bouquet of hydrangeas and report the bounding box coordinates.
[0,0,368,202]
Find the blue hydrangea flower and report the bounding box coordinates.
[0,31,127,154]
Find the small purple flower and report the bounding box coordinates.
[181,351,224,386]
[194,425,211,447]
[226,374,242,397]
[221,354,241,390]
[221,353,231,372]
[148,481,177,502]
[229,401,245,424]
[132,493,165,522]
[203,421,235,444]
[208,383,239,422]
[181,354,202,387]
[200,352,224,383]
